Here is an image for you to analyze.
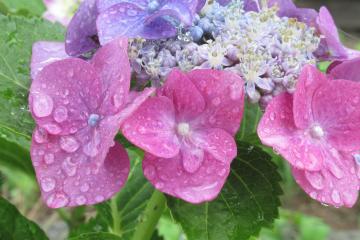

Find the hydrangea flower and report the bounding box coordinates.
[29,38,154,208]
[121,69,245,203]
[315,7,360,61]
[129,2,320,104]
[257,65,360,207]
[66,0,201,56]
[254,1,360,61]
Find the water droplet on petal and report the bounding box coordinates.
[331,189,341,204]
[212,97,221,106]
[80,183,90,193]
[112,94,124,108]
[328,161,343,179]
[95,195,104,202]
[32,92,54,117]
[43,123,62,134]
[41,177,56,192]
[44,153,55,164]
[34,127,48,143]
[47,193,69,208]
[305,171,324,190]
[83,142,99,157]
[60,136,79,153]
[75,195,87,205]
[144,165,156,180]
[62,157,77,177]
[53,106,68,123]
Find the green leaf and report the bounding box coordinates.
[0,196,48,240]
[69,232,122,240]
[237,101,262,141]
[167,141,282,240]
[0,127,34,175]
[0,15,65,173]
[0,15,65,138]
[0,0,46,16]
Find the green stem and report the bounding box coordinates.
[110,198,122,236]
[131,190,166,240]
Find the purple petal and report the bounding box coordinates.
[96,2,147,44]
[327,57,360,82]
[65,0,99,56]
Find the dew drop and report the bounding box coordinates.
[75,195,87,205]
[305,171,324,190]
[34,127,48,144]
[328,161,343,179]
[53,106,68,123]
[47,193,69,208]
[80,183,90,193]
[212,97,221,106]
[41,177,56,192]
[44,153,55,164]
[62,157,77,177]
[112,94,124,108]
[83,142,99,157]
[32,92,54,117]
[60,136,79,153]
[270,112,276,121]
[331,189,341,204]
[95,195,104,202]
[144,165,156,180]
[43,123,62,134]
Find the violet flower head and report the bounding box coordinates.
[29,38,154,208]
[66,0,201,56]
[257,65,360,208]
[315,7,360,61]
[121,69,245,203]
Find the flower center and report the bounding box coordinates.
[147,0,160,12]
[88,114,100,127]
[310,125,325,139]
[177,122,190,136]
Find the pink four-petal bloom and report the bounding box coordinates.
[29,38,154,208]
[258,64,360,208]
[121,69,245,203]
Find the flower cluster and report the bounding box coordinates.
[128,1,321,105]
[29,0,360,209]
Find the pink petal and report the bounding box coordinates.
[327,57,360,82]
[91,37,131,115]
[29,59,103,135]
[257,93,323,171]
[143,152,230,203]
[181,142,204,173]
[292,152,359,208]
[159,69,205,120]
[192,128,237,164]
[117,88,156,126]
[188,69,245,135]
[31,42,69,80]
[293,65,327,129]
[31,127,129,208]
[312,79,360,152]
[121,96,180,158]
